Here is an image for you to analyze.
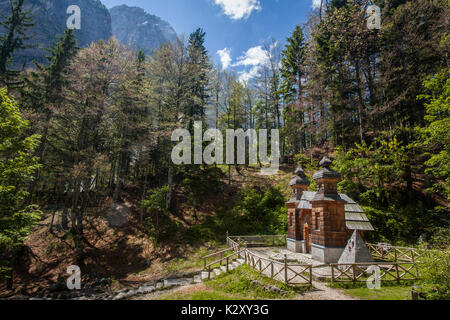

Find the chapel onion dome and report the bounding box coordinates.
[290,166,311,187]
[313,156,341,180]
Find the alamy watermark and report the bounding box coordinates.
[67,5,81,30]
[367,5,381,30]
[366,265,382,290]
[171,122,280,175]
[66,265,81,290]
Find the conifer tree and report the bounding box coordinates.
[20,29,78,204]
[0,0,35,86]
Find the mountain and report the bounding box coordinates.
[109,5,177,56]
[0,0,112,68]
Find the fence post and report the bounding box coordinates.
[331,265,335,282]
[271,262,274,279]
[226,257,229,272]
[309,266,313,285]
[208,266,211,280]
[259,259,262,272]
[284,254,288,284]
[394,249,398,262]
[395,263,400,284]
[352,265,357,283]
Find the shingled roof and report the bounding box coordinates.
[290,166,311,187]
[297,191,374,231]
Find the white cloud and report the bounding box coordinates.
[233,46,270,68]
[214,0,261,20]
[217,48,232,70]
[312,0,322,10]
[238,65,260,83]
[233,45,271,82]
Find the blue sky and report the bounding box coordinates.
[101,0,321,81]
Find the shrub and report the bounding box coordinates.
[415,246,450,300]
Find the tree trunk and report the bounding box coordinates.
[166,166,173,210]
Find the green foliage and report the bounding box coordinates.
[0,89,41,279]
[428,227,450,250]
[142,185,170,216]
[335,136,410,205]
[417,67,450,200]
[415,246,450,300]
[206,265,303,299]
[160,265,307,300]
[142,186,176,244]
[232,186,287,235]
[334,134,448,244]
[293,153,317,173]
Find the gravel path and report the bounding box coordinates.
[296,281,358,300]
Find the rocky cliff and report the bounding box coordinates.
[110,5,177,56]
[0,0,112,68]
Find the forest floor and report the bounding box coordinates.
[0,165,294,298]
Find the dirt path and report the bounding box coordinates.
[296,281,358,300]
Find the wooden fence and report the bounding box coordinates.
[203,249,245,280]
[203,248,234,270]
[329,262,418,283]
[243,249,313,285]
[222,236,420,286]
[227,236,312,285]
[227,234,287,248]
[367,243,422,263]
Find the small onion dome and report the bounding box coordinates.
[294,166,305,175]
[313,156,341,180]
[319,156,333,167]
[291,166,310,186]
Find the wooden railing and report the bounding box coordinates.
[329,262,418,283]
[224,236,420,286]
[203,250,245,280]
[203,248,234,270]
[367,243,422,262]
[227,235,312,286]
[243,249,312,285]
[227,234,287,248]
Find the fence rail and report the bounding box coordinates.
[329,262,418,283]
[228,234,287,248]
[223,236,420,286]
[367,243,422,262]
[203,250,245,280]
[227,236,312,285]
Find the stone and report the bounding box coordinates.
[138,285,155,294]
[104,203,131,228]
[113,292,127,300]
[338,230,375,264]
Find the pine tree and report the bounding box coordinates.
[280,25,307,153]
[0,0,35,86]
[20,29,78,204]
[186,28,211,133]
